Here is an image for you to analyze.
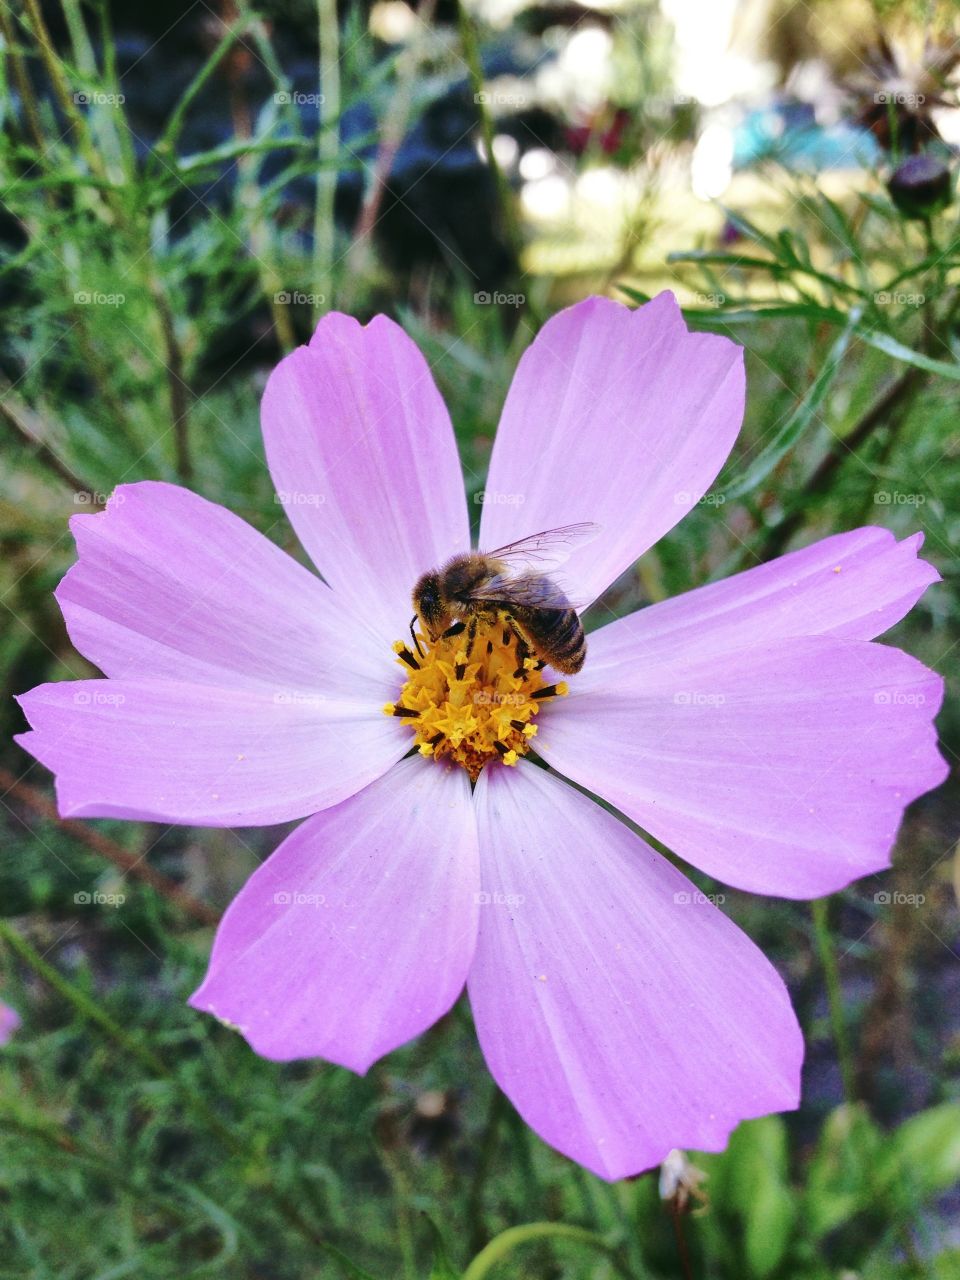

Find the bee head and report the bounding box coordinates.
[412,571,449,638]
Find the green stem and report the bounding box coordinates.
[457,2,522,272]
[315,0,341,306]
[462,1222,626,1280]
[21,0,109,186]
[811,897,856,1102]
[0,919,382,1280]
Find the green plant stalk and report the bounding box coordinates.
[315,0,341,305]
[59,0,125,181]
[0,6,46,154]
[148,275,193,483]
[0,919,382,1280]
[461,1222,629,1280]
[21,0,110,188]
[154,15,248,159]
[457,2,522,272]
[811,897,856,1103]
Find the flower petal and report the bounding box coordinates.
[0,1002,20,1046]
[469,763,802,1181]
[537,636,947,898]
[579,527,939,674]
[478,294,744,605]
[16,680,408,825]
[190,756,479,1070]
[56,482,393,699]
[261,313,470,629]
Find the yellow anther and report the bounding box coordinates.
[384,614,554,781]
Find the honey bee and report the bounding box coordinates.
[411,523,598,675]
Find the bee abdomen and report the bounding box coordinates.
[524,608,586,674]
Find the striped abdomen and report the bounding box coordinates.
[512,603,586,674]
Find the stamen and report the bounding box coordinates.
[384,612,558,780]
[531,682,569,700]
[392,640,420,670]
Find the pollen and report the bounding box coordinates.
[384,617,567,781]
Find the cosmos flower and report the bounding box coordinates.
[0,1001,20,1045]
[16,294,946,1179]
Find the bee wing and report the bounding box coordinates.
[467,570,588,612]
[483,522,601,573]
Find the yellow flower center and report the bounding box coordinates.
[382,616,568,781]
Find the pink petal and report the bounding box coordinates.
[190,756,478,1069]
[469,763,802,1181]
[537,637,947,898]
[478,294,744,605]
[56,482,392,699]
[261,313,470,631]
[16,680,408,825]
[580,527,939,674]
[0,1002,20,1045]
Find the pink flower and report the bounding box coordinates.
[0,1001,20,1045]
[16,294,946,1179]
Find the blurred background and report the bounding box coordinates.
[2,0,960,1276]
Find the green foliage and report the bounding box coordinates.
[2,1,960,1278]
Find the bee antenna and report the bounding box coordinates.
[409,615,425,658]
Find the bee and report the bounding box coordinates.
[411,523,598,675]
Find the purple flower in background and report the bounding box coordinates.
[0,1001,21,1045]
[16,294,946,1179]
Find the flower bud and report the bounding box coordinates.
[888,154,952,218]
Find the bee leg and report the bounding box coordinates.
[409,616,425,659]
[504,617,531,676]
[441,621,466,640]
[464,615,479,659]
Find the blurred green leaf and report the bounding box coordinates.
[723,309,859,500]
[876,1103,960,1201]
